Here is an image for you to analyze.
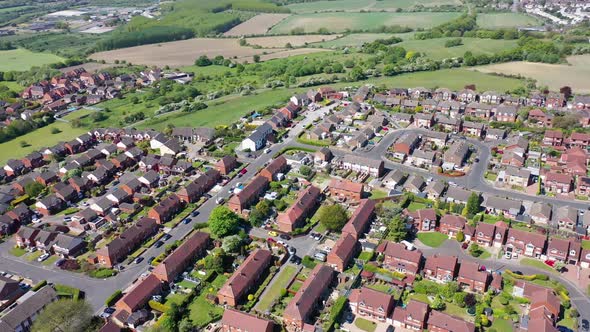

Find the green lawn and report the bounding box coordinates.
[256,265,298,311]
[478,249,492,260]
[477,13,542,29]
[270,12,461,34]
[0,48,65,71]
[42,255,58,266]
[189,274,227,327]
[407,202,427,212]
[358,251,373,262]
[520,258,557,273]
[165,293,187,306]
[0,121,87,165]
[557,309,577,330]
[26,251,43,262]
[582,240,590,250]
[10,247,26,257]
[417,232,448,248]
[369,190,388,199]
[0,81,24,93]
[138,89,297,130]
[396,38,519,60]
[490,318,514,331]
[354,317,377,332]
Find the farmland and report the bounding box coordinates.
[472,54,590,93]
[396,37,519,60]
[286,0,462,13]
[313,32,415,48]
[223,14,290,36]
[477,13,542,29]
[245,34,341,48]
[0,48,65,71]
[269,12,461,34]
[89,38,326,67]
[0,121,87,165]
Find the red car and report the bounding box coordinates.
[267,238,276,243]
[240,168,248,175]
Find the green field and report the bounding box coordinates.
[138,88,298,130]
[269,12,461,34]
[0,5,34,13]
[396,37,519,60]
[287,0,462,13]
[0,48,65,71]
[314,32,415,48]
[0,81,24,93]
[477,13,542,29]
[0,121,87,165]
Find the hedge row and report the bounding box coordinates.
[55,284,81,301]
[148,300,170,313]
[105,290,122,307]
[31,280,47,291]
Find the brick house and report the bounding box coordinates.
[424,255,458,283]
[96,217,159,267]
[376,241,423,276]
[404,208,437,232]
[439,214,467,238]
[546,237,570,263]
[218,249,272,307]
[277,185,321,232]
[328,179,364,202]
[428,310,475,332]
[457,262,490,293]
[348,287,395,322]
[152,232,209,282]
[215,155,238,175]
[220,309,274,332]
[505,229,546,258]
[342,199,376,240]
[116,274,162,314]
[327,233,358,272]
[227,176,269,215]
[544,172,573,194]
[543,130,564,146]
[148,194,183,224]
[259,156,287,182]
[474,223,496,247]
[392,300,429,330]
[283,265,334,331]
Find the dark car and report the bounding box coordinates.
[191,211,200,217]
[279,234,291,240]
[134,257,144,264]
[104,307,116,315]
[474,157,480,162]
[513,271,523,275]
[162,234,172,241]
[154,241,164,248]
[581,319,589,331]
[183,218,192,225]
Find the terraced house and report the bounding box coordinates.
[218,249,272,307]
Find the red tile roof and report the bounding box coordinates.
[277,186,320,226]
[440,214,467,228]
[117,274,161,312]
[221,308,274,331]
[342,199,376,238]
[218,249,272,301]
[328,179,363,194]
[458,261,488,283]
[152,232,209,282]
[377,241,422,265]
[284,264,334,322]
[349,287,395,313]
[425,254,458,272]
[427,310,475,332]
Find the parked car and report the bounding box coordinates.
[268,231,278,237]
[37,253,50,262]
[134,257,144,264]
[279,234,291,240]
[154,241,164,248]
[288,247,296,255]
[191,211,200,217]
[63,216,72,222]
[215,197,225,205]
[504,252,511,259]
[162,234,172,241]
[55,258,66,267]
[580,319,589,331]
[183,218,191,225]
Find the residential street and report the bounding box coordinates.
[1,103,590,317]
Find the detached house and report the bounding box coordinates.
[505,229,546,258]
[377,241,423,276]
[546,238,572,263]
[424,255,458,283]
[392,300,430,330]
[457,262,490,293]
[544,172,573,193]
[428,310,475,332]
[439,214,467,238]
[348,287,395,322]
[404,208,437,232]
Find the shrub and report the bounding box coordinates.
[31,280,47,291]
[105,290,122,306]
[302,256,317,269]
[55,284,81,301]
[148,300,170,313]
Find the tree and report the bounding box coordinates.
[249,199,271,226]
[318,204,348,231]
[464,293,477,308]
[178,318,194,332]
[222,235,242,253]
[560,86,572,100]
[431,295,446,310]
[253,55,261,63]
[202,251,224,274]
[466,192,480,217]
[388,214,407,242]
[247,294,254,301]
[195,55,212,66]
[300,165,312,177]
[456,231,465,242]
[24,182,44,197]
[31,299,93,332]
[209,206,240,237]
